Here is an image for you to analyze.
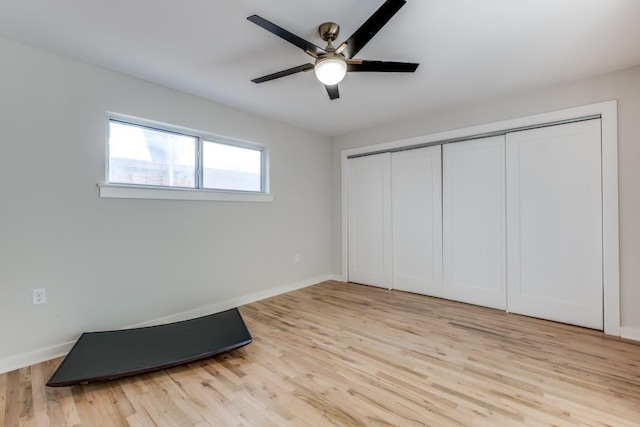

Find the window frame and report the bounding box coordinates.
[100,114,271,202]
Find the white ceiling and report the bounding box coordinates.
[1,0,639,136]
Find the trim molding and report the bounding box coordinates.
[0,275,331,374]
[130,275,330,328]
[99,184,274,203]
[620,327,640,342]
[341,100,620,335]
[0,342,76,376]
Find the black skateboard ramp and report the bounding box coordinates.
[47,308,253,387]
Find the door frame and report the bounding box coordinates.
[341,100,619,336]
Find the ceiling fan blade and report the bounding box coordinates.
[347,60,418,72]
[247,15,326,57]
[336,0,406,59]
[252,63,314,83]
[325,84,339,100]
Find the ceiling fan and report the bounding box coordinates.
[247,0,419,100]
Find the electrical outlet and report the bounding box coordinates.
[294,253,300,263]
[32,288,46,305]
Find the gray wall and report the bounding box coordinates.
[0,38,332,363]
[331,65,640,332]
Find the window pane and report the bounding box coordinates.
[202,141,262,192]
[109,121,196,188]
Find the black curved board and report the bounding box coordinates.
[47,308,253,387]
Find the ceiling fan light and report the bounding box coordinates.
[314,57,347,86]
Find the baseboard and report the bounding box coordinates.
[130,274,332,328]
[0,341,76,375]
[329,274,344,282]
[620,327,640,342]
[0,275,332,375]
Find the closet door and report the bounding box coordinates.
[443,136,506,309]
[391,146,443,296]
[347,153,392,288]
[506,119,603,329]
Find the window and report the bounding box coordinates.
[109,121,197,188]
[106,118,266,197]
[202,141,262,192]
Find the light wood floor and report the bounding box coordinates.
[2,281,640,426]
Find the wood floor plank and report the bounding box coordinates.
[118,376,157,427]
[0,365,7,427]
[146,369,208,426]
[71,385,107,427]
[29,363,50,427]
[2,280,640,426]
[165,366,245,426]
[125,411,157,427]
[18,367,34,425]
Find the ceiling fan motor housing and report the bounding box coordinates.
[319,22,340,42]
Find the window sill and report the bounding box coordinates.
[98,184,274,202]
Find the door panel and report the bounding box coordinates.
[443,136,506,309]
[347,153,392,288]
[506,119,603,329]
[391,146,443,296]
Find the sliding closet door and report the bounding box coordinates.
[443,136,506,309]
[347,153,392,288]
[506,119,603,329]
[391,146,443,296]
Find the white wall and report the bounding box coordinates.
[0,38,332,370]
[331,65,640,334]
